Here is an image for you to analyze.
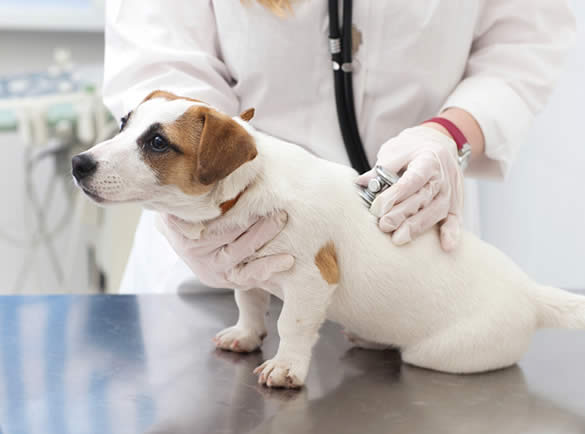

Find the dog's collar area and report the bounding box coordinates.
[219,185,249,215]
[181,184,251,235]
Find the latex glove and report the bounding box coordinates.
[156,211,295,290]
[357,126,464,252]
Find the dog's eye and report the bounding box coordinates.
[120,112,131,131]
[148,135,169,152]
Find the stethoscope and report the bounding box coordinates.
[328,0,399,207]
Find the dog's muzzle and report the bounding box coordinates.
[358,166,400,208]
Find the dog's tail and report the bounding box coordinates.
[534,285,585,329]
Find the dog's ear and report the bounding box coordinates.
[195,108,257,185]
[240,108,255,122]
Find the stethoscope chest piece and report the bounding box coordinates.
[358,166,401,207]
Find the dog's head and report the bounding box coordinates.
[72,90,257,214]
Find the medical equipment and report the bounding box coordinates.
[0,49,117,293]
[358,166,401,207]
[328,1,471,210]
[328,0,404,206]
[328,0,370,174]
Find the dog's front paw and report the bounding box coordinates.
[253,357,308,389]
[213,326,266,353]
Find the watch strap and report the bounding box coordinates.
[423,117,468,151]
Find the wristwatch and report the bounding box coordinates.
[423,117,472,171]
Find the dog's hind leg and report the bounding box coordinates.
[401,311,537,374]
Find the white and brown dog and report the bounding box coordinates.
[72,91,585,388]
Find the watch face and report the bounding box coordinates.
[458,144,472,170]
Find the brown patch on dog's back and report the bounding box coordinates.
[315,242,339,284]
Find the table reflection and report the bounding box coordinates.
[0,293,584,434]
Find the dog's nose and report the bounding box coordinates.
[72,154,98,180]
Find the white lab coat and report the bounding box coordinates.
[102,0,575,294]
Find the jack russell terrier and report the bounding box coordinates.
[72,91,585,389]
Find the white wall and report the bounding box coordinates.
[478,0,585,289]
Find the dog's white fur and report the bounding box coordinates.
[77,98,585,388]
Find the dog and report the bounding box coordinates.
[72,90,585,388]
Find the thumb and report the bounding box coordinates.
[355,168,377,187]
[440,213,461,252]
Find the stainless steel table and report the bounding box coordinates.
[0,293,584,434]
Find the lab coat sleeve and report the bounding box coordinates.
[102,0,239,121]
[441,0,576,178]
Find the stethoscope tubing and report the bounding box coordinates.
[329,0,371,174]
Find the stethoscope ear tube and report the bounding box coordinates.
[329,0,371,174]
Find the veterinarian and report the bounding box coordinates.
[103,0,575,294]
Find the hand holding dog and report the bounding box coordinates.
[357,125,464,252]
[156,211,294,289]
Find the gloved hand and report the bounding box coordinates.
[357,125,464,252]
[156,211,295,290]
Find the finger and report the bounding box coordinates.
[391,194,449,246]
[198,213,262,245]
[156,215,239,258]
[439,213,461,252]
[370,157,436,217]
[180,214,264,257]
[354,168,376,187]
[227,254,295,286]
[161,212,264,257]
[378,179,441,232]
[215,211,288,266]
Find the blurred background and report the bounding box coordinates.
[0,0,583,295]
[0,0,140,294]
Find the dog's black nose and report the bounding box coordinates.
[72,154,98,180]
